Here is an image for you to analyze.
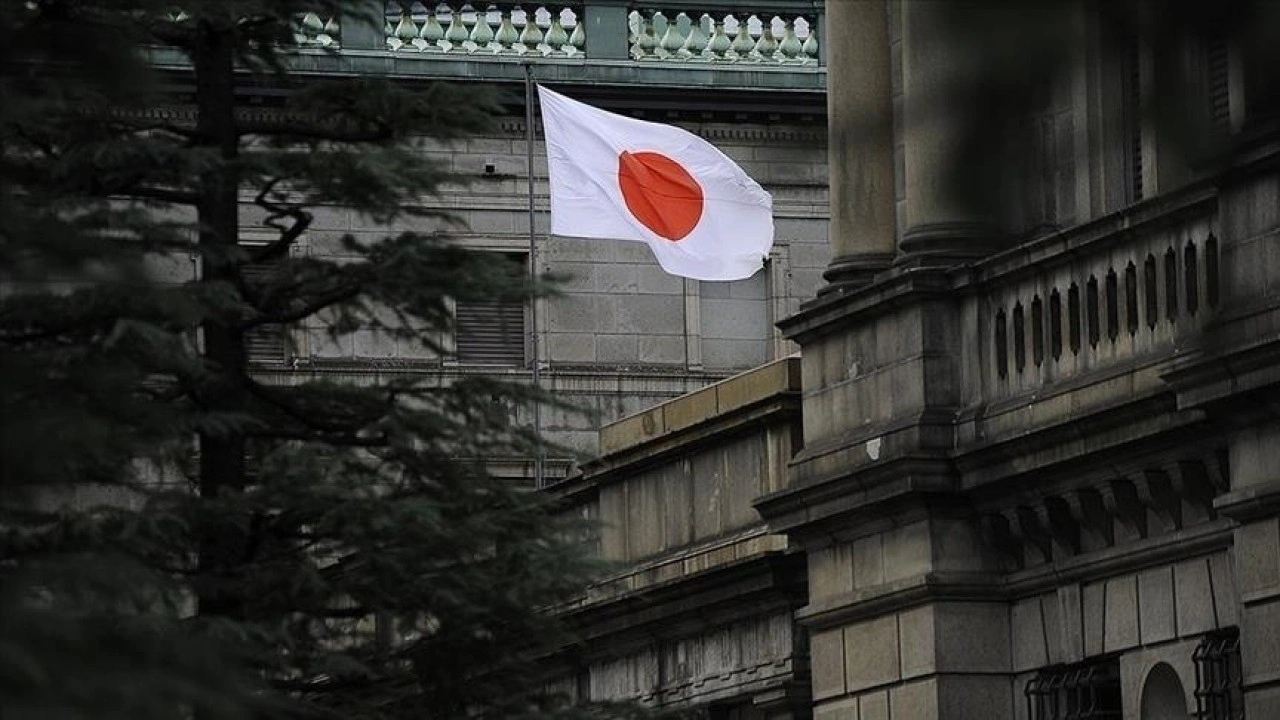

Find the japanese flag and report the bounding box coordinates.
[538,86,774,281]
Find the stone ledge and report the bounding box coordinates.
[598,356,800,455]
[582,527,789,604]
[1214,480,1280,522]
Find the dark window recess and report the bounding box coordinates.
[1050,290,1063,360]
[456,253,526,365]
[1205,34,1231,130]
[1194,629,1244,720]
[1123,33,1144,204]
[1032,295,1045,367]
[1126,262,1140,334]
[1165,247,1179,321]
[1145,254,1159,329]
[1068,283,1082,354]
[1025,658,1122,720]
[1013,303,1026,373]
[1086,276,1101,347]
[1105,269,1120,341]
[1186,242,1200,315]
[242,260,288,366]
[995,309,1009,379]
[1206,235,1220,307]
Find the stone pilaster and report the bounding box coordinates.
[1217,423,1280,719]
[823,0,897,290]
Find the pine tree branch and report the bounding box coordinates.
[250,177,311,265]
[244,380,385,441]
[236,120,395,144]
[130,186,201,205]
[244,284,362,327]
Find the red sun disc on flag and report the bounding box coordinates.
[617,151,704,242]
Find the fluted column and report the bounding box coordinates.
[822,0,896,290]
[899,0,1001,261]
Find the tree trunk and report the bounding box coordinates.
[193,23,247,620]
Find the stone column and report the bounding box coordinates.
[899,0,1001,262]
[822,0,897,290]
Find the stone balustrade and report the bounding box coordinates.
[295,11,341,47]
[378,2,819,65]
[628,9,817,64]
[385,2,584,56]
[969,186,1220,407]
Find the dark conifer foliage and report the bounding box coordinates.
[0,3,599,718]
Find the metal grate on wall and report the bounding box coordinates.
[1025,658,1122,720]
[454,252,526,366]
[1194,629,1245,720]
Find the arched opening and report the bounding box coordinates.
[1141,662,1189,720]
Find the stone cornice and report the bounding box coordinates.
[1215,481,1280,523]
[498,118,826,144]
[795,521,1233,630]
[777,266,954,344]
[563,548,804,654]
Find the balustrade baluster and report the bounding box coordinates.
[777,17,802,63]
[567,10,585,56]
[494,8,519,53]
[707,17,731,61]
[680,14,710,61]
[297,12,323,45]
[444,4,470,51]
[544,7,569,56]
[390,8,414,50]
[322,16,340,46]
[800,18,818,64]
[470,5,497,53]
[658,12,685,59]
[515,5,544,55]
[729,15,755,60]
[752,17,778,62]
[632,12,658,60]
[421,4,445,51]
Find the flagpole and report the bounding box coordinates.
[524,62,545,488]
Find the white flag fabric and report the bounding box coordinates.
[538,86,774,281]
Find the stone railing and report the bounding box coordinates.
[379,2,819,65]
[385,2,585,55]
[296,11,341,47]
[627,9,817,64]
[972,188,1219,406]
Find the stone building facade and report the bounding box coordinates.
[221,1,831,481]
[556,2,1280,720]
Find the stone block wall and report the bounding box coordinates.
[558,359,807,716]
[238,119,827,460]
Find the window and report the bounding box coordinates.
[1025,658,1122,720]
[242,254,289,366]
[1105,269,1120,341]
[1049,290,1063,360]
[1032,295,1045,367]
[1122,33,1144,204]
[1194,629,1244,720]
[455,252,527,365]
[995,309,1008,379]
[1087,275,1101,347]
[1013,302,1026,372]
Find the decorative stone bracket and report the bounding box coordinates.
[981,450,1229,569]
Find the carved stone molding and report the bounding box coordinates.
[979,450,1226,570]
